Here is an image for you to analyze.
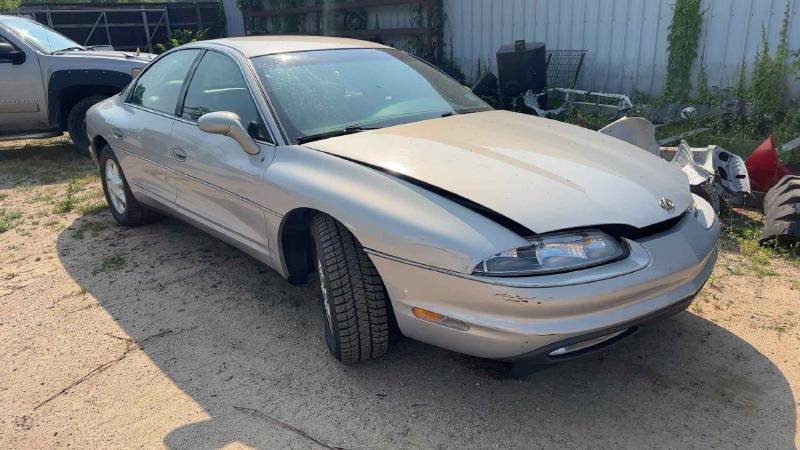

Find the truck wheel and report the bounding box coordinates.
[67,95,106,154]
[99,145,160,226]
[311,213,390,363]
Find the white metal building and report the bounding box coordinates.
[224,0,800,96]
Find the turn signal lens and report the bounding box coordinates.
[412,307,470,331]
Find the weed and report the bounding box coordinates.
[28,191,55,205]
[71,220,110,239]
[4,272,17,280]
[767,323,788,336]
[0,208,23,233]
[93,255,127,274]
[77,201,107,216]
[738,238,779,277]
[45,220,62,231]
[0,193,8,201]
[53,178,79,214]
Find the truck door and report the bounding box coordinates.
[0,29,48,134]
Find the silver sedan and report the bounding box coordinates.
[85,36,719,375]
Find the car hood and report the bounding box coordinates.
[303,110,692,234]
[55,49,155,65]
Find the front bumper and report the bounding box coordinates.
[368,212,719,362]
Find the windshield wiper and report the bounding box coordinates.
[441,108,488,117]
[297,124,380,144]
[53,46,86,53]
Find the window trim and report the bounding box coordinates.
[175,48,275,145]
[123,48,204,117]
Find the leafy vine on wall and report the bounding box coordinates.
[664,0,703,101]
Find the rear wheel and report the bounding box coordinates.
[311,213,390,363]
[99,146,160,226]
[67,95,106,154]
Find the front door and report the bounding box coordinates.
[116,48,202,207]
[169,49,275,261]
[0,31,47,133]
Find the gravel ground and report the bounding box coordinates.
[1,136,799,449]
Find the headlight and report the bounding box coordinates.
[473,230,625,277]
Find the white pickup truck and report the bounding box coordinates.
[0,15,154,151]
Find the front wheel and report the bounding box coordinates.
[67,95,106,154]
[311,214,390,363]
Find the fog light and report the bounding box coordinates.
[412,307,470,331]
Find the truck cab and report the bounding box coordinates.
[0,15,154,151]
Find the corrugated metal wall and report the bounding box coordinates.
[223,0,245,37]
[446,0,800,96]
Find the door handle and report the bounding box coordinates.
[171,146,187,162]
[111,127,124,140]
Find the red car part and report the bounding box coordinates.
[744,136,793,192]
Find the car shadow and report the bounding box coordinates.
[55,216,797,449]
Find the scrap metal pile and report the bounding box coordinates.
[477,39,800,244]
[597,117,800,243]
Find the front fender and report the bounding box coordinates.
[47,69,132,128]
[265,145,528,274]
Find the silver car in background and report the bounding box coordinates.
[85,36,719,375]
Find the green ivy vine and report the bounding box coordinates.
[664,0,703,101]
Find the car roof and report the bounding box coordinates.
[204,35,391,58]
[0,15,33,22]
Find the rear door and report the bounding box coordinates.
[0,29,47,133]
[115,48,202,207]
[169,49,275,260]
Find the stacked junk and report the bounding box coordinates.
[473,40,800,244]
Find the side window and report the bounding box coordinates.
[181,51,270,142]
[128,49,200,114]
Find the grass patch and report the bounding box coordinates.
[27,190,56,205]
[738,238,779,277]
[77,201,107,215]
[72,219,110,239]
[93,255,127,274]
[4,272,17,280]
[53,178,79,214]
[44,220,63,231]
[0,193,8,201]
[719,208,798,276]
[0,208,23,233]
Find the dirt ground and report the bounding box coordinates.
[1,136,799,449]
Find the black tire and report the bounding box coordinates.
[311,213,390,363]
[67,95,106,154]
[99,145,160,226]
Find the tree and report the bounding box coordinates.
[0,0,21,11]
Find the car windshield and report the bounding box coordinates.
[2,17,82,53]
[250,48,492,143]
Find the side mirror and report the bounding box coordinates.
[0,43,26,65]
[197,111,259,155]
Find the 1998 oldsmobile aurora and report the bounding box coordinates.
[85,36,719,375]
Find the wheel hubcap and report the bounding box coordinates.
[317,258,334,334]
[104,159,126,214]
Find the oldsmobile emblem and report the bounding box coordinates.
[660,197,676,211]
